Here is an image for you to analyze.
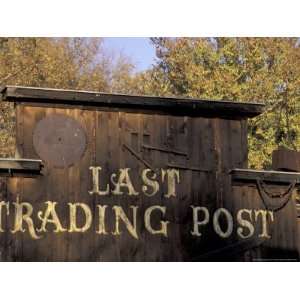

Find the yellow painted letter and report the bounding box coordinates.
[37,201,66,233]
[88,166,110,196]
[111,168,139,196]
[112,205,138,239]
[96,205,108,235]
[213,208,233,238]
[254,209,274,239]
[162,169,180,198]
[68,203,92,233]
[142,169,159,197]
[237,209,254,239]
[11,197,41,239]
[190,206,209,237]
[144,206,169,237]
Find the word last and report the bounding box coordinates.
[89,166,180,198]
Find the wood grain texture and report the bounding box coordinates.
[1,86,264,119]
[0,89,298,261]
[0,158,42,177]
[272,147,300,172]
[231,169,300,186]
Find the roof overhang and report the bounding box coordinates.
[1,85,264,119]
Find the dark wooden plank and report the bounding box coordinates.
[240,119,248,169]
[1,86,264,119]
[164,115,185,261]
[11,104,42,260]
[157,114,173,260]
[66,108,95,261]
[2,85,299,262]
[1,177,19,261]
[0,158,42,169]
[209,118,239,258]
[258,185,299,261]
[94,111,120,261]
[231,168,300,186]
[272,147,300,172]
[108,111,123,261]
[140,113,159,261]
[142,144,187,157]
[120,112,142,261]
[15,104,24,158]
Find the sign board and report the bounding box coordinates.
[0,86,299,261]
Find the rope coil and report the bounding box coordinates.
[256,179,296,212]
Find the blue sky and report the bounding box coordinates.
[103,38,156,72]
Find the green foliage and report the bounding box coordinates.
[0,37,135,157]
[134,38,300,169]
[1,37,299,170]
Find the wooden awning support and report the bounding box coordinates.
[230,168,300,186]
[0,158,43,177]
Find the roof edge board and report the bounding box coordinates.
[1,85,265,119]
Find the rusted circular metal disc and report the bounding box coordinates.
[33,114,87,168]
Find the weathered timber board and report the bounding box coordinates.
[0,158,42,177]
[1,86,264,119]
[231,169,300,186]
[0,88,298,261]
[0,103,254,261]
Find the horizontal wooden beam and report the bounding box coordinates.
[0,158,43,177]
[230,168,300,186]
[272,147,300,172]
[296,205,300,218]
[1,86,264,119]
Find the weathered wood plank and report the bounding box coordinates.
[231,168,300,186]
[1,85,299,262]
[0,158,43,177]
[1,85,264,119]
[272,147,300,172]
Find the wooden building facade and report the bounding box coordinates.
[0,85,299,261]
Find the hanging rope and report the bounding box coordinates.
[256,179,296,212]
